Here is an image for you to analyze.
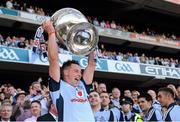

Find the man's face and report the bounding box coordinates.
[0,106,12,120]
[138,97,151,112]
[157,91,169,107]
[98,84,107,93]
[89,92,101,107]
[32,83,41,91]
[132,92,138,100]
[8,86,15,95]
[124,90,131,98]
[31,102,41,116]
[17,94,26,104]
[112,88,120,99]
[121,103,131,113]
[65,64,82,86]
[100,93,110,107]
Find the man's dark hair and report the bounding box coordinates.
[100,91,110,98]
[24,100,31,110]
[61,60,79,77]
[31,100,41,107]
[138,93,153,102]
[158,87,175,98]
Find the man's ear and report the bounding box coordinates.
[63,69,68,76]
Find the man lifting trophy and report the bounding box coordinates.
[41,8,98,121]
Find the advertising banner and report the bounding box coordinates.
[19,11,49,23]
[72,55,108,71]
[107,60,141,74]
[140,64,180,79]
[0,46,29,63]
[0,7,18,16]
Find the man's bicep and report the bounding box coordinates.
[49,61,60,82]
[83,66,95,85]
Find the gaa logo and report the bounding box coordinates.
[0,48,19,60]
[76,90,84,98]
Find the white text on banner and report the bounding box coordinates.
[107,60,140,74]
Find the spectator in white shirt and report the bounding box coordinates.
[100,20,106,28]
[6,0,13,9]
[93,17,99,26]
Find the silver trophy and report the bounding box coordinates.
[49,8,99,55]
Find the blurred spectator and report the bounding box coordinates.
[0,92,5,106]
[11,91,26,120]
[37,100,58,122]
[87,16,92,23]
[13,1,20,10]
[97,83,107,93]
[124,90,132,98]
[99,92,123,121]
[7,85,17,105]
[100,20,106,28]
[89,91,116,121]
[115,52,123,61]
[0,102,15,121]
[111,87,121,108]
[93,17,99,26]
[121,97,143,122]
[6,0,13,9]
[131,90,142,113]
[26,6,35,14]
[0,34,4,45]
[24,100,41,122]
[110,20,116,29]
[29,81,48,115]
[105,21,110,28]
[147,90,161,110]
[16,100,32,121]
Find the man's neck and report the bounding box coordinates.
[143,106,151,115]
[92,105,101,113]
[33,114,40,118]
[113,97,119,100]
[124,111,131,116]
[102,105,109,110]
[1,118,10,122]
[166,100,175,108]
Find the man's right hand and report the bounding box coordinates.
[42,20,55,36]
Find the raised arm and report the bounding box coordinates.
[42,21,60,82]
[83,52,96,85]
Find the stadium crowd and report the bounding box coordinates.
[2,0,45,15]
[0,81,180,121]
[0,34,179,68]
[1,0,180,42]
